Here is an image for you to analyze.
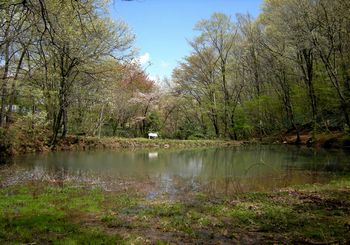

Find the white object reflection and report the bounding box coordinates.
[148,152,158,159]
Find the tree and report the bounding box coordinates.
[194,13,239,137]
[0,0,136,144]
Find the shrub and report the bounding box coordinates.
[8,111,50,153]
[187,133,205,140]
[0,127,14,158]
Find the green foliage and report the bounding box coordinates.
[0,111,51,156]
[0,0,136,143]
[0,127,13,157]
[145,112,161,133]
[7,112,50,153]
[243,95,283,134]
[169,0,350,139]
[232,106,253,138]
[1,0,350,143]
[187,133,205,140]
[174,120,205,140]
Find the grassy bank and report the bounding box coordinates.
[0,179,349,244]
[56,136,243,151]
[2,129,349,157]
[4,135,243,155]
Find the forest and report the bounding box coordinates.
[0,0,350,150]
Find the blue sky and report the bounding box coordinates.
[109,0,263,81]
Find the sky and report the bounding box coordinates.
[109,0,263,81]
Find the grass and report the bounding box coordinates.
[4,133,244,156]
[0,185,120,244]
[0,179,349,244]
[51,135,243,153]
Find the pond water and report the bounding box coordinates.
[1,145,349,196]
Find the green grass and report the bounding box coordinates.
[0,179,349,244]
[0,184,122,244]
[53,136,243,153]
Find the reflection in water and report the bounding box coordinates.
[148,152,158,159]
[1,145,349,196]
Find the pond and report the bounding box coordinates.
[1,145,349,197]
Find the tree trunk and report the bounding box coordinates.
[317,47,350,128]
[221,64,229,137]
[299,49,317,135]
[51,107,63,145]
[0,41,10,127]
[230,114,238,140]
[209,109,220,138]
[62,106,67,138]
[97,104,105,139]
[7,48,26,124]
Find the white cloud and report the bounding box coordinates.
[160,60,170,68]
[139,52,150,65]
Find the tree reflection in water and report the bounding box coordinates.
[1,145,349,197]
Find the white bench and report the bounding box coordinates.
[148,132,158,139]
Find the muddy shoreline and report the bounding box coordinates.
[257,131,350,150]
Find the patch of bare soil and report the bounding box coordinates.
[294,191,350,212]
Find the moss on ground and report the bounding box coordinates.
[0,179,349,244]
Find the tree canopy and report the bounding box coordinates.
[1,0,349,145]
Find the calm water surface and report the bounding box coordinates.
[1,145,349,196]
